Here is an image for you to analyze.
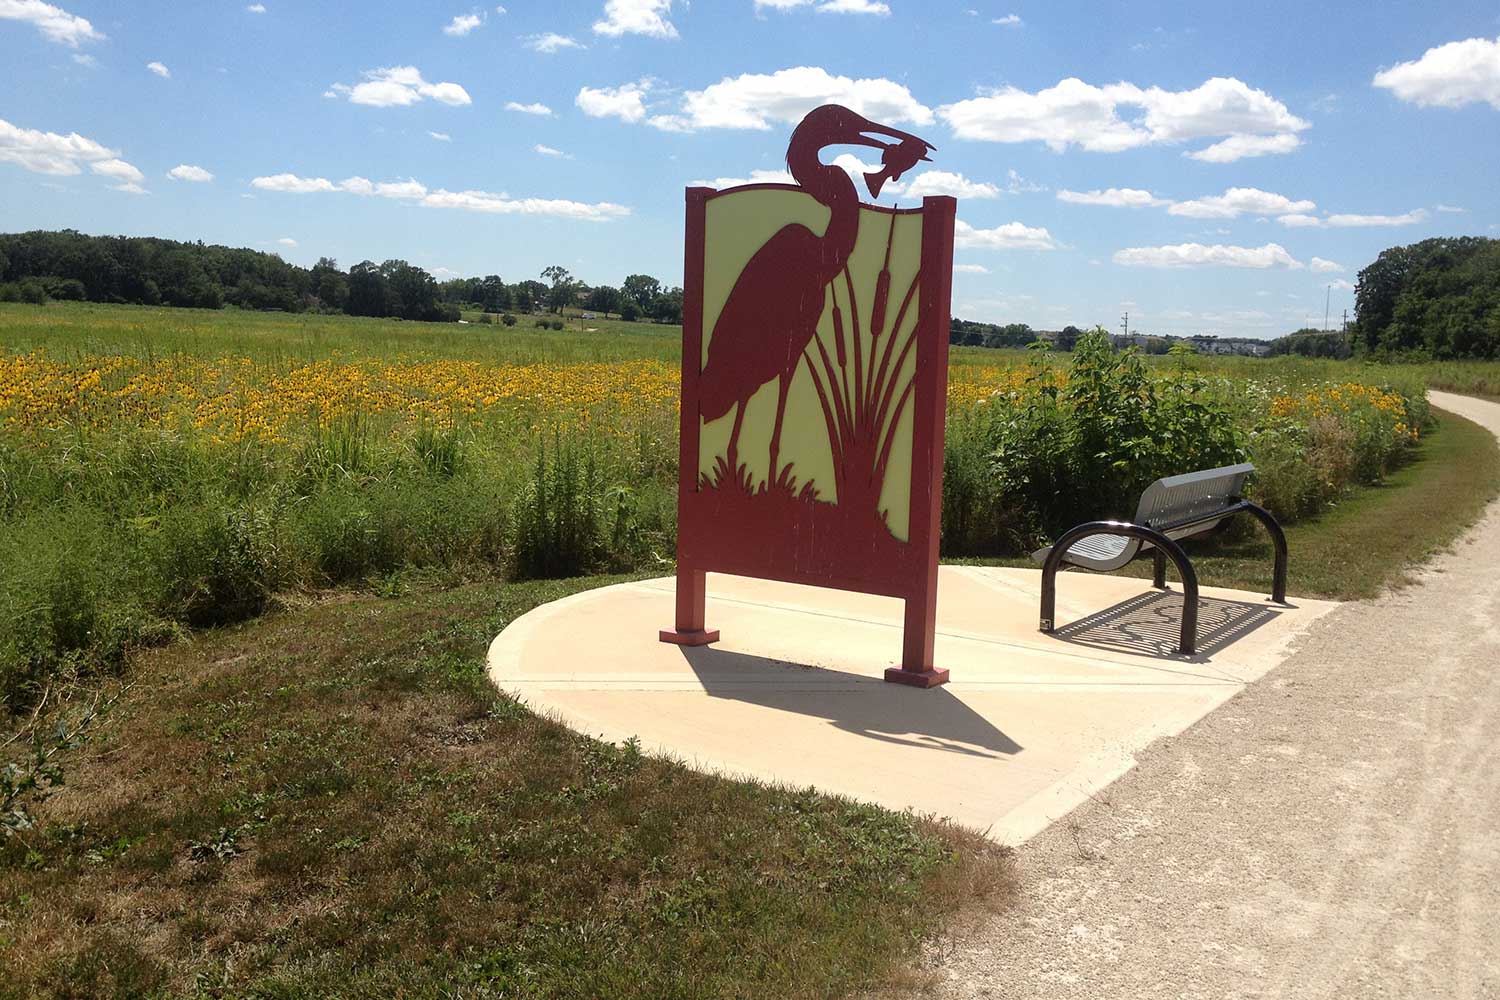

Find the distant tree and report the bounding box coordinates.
[42,277,86,301]
[1268,328,1353,359]
[514,280,547,313]
[1056,325,1083,351]
[622,273,661,312]
[501,313,516,327]
[619,300,642,322]
[586,284,623,316]
[479,274,509,312]
[1355,237,1500,358]
[347,260,388,317]
[648,286,683,324]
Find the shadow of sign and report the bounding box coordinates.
[675,645,1021,759]
[1053,589,1287,661]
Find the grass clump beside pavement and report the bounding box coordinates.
[0,575,1013,1000]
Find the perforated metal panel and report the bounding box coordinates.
[1032,463,1255,572]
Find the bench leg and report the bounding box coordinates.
[1175,550,1200,655]
[1152,549,1167,589]
[1239,501,1288,604]
[1040,521,1198,655]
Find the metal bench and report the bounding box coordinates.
[1033,463,1287,655]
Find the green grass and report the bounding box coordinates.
[0,574,1012,999]
[954,407,1500,601]
[1416,359,1500,402]
[0,301,680,364]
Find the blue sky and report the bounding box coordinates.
[3,0,1499,338]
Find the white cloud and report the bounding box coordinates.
[992,13,1021,25]
[250,172,630,222]
[277,237,298,247]
[1056,187,1168,208]
[577,80,652,123]
[0,117,146,190]
[640,65,933,132]
[754,0,890,11]
[167,164,214,182]
[251,173,340,193]
[0,0,102,47]
[953,263,990,273]
[1326,278,1355,292]
[689,168,795,188]
[246,3,266,11]
[940,76,1308,159]
[1112,242,1303,269]
[534,143,568,157]
[428,130,451,142]
[1310,257,1344,273]
[1168,186,1315,219]
[70,52,95,68]
[1373,36,1500,110]
[1006,169,1045,193]
[1276,208,1429,228]
[328,66,471,107]
[1436,204,1466,213]
[505,101,553,115]
[524,32,584,53]
[593,0,677,38]
[111,182,147,195]
[897,170,1000,199]
[953,219,1057,250]
[443,13,483,36]
[1185,132,1302,162]
[92,158,143,183]
[146,61,170,78]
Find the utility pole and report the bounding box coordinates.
[1342,308,1348,333]
[1120,311,1129,341]
[1324,285,1331,332]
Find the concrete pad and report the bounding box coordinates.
[486,567,1338,844]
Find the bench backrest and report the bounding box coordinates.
[1134,463,1255,537]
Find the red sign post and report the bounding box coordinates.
[660,105,956,688]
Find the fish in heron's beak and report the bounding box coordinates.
[863,135,934,198]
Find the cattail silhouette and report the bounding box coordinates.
[870,209,898,342]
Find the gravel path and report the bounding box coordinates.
[923,391,1500,1000]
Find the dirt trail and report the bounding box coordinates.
[925,391,1500,1000]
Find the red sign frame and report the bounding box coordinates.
[662,183,956,687]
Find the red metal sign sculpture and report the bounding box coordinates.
[660,104,957,688]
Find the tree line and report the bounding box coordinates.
[1354,236,1500,358]
[0,230,684,326]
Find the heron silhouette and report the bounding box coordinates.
[698,104,935,488]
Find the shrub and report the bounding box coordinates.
[151,502,282,627]
[502,313,517,327]
[18,280,49,305]
[42,278,87,301]
[512,439,602,579]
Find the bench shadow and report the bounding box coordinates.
[675,645,1023,759]
[1052,588,1286,661]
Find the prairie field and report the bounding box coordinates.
[4,301,1499,997]
[0,301,1447,708]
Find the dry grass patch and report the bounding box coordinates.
[1,575,1013,999]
